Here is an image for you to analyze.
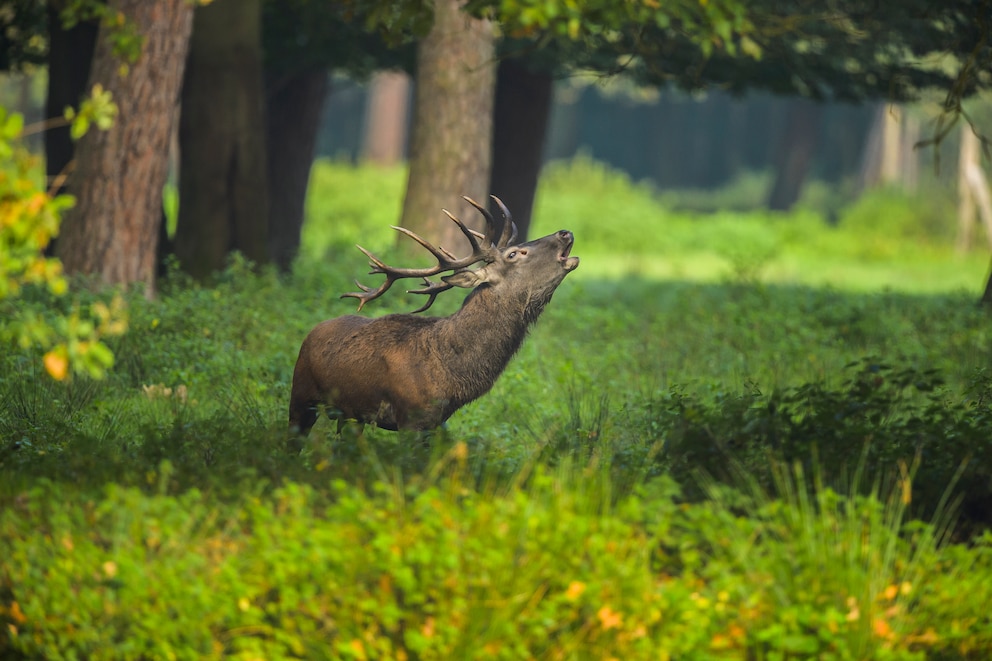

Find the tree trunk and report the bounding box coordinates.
[899,111,920,191]
[361,70,410,166]
[266,69,330,271]
[880,104,903,185]
[767,99,822,211]
[400,0,495,254]
[488,59,553,241]
[982,265,992,307]
[859,104,910,192]
[44,3,98,195]
[174,0,268,280]
[56,0,194,296]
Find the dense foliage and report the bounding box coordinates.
[0,101,123,382]
[3,159,992,657]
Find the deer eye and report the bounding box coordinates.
[507,250,517,259]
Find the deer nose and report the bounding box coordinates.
[557,230,573,242]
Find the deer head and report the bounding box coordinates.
[343,195,578,313]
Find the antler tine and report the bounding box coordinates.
[339,201,500,312]
[440,208,487,258]
[405,278,456,313]
[489,195,519,248]
[462,196,500,247]
[341,277,397,312]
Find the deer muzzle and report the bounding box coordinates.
[556,230,580,272]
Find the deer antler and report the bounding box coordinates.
[342,196,518,312]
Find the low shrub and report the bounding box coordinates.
[625,359,992,532]
[3,459,991,659]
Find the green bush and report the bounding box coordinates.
[837,185,957,247]
[3,459,991,659]
[620,359,992,531]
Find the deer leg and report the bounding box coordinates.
[289,398,319,437]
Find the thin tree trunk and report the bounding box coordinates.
[266,69,330,271]
[767,99,821,211]
[488,58,553,241]
[957,126,992,306]
[175,0,268,280]
[899,112,920,191]
[858,104,885,190]
[57,0,194,296]
[400,0,495,254]
[880,104,902,185]
[958,127,979,252]
[361,70,410,166]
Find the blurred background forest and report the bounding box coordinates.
[6,62,990,223]
[319,72,992,221]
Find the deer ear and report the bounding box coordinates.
[443,266,493,289]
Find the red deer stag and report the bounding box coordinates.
[289,196,579,435]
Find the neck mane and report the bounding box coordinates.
[432,284,552,403]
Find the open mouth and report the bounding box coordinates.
[558,234,580,271]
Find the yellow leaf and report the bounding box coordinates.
[597,606,623,630]
[872,617,893,639]
[349,639,367,660]
[846,596,860,622]
[565,581,586,600]
[9,601,26,624]
[44,347,68,380]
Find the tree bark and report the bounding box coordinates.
[767,99,822,211]
[174,0,268,280]
[488,59,553,241]
[361,70,410,166]
[56,0,194,296]
[266,69,330,271]
[400,0,496,254]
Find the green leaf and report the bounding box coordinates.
[2,112,24,139]
[70,116,90,141]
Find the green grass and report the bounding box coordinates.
[3,157,992,658]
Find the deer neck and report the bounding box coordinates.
[434,285,547,392]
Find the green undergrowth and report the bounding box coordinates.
[4,157,992,657]
[3,453,992,659]
[3,260,992,657]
